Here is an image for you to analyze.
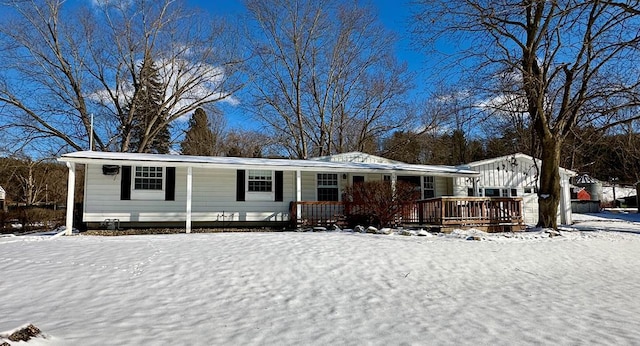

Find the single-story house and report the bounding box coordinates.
[58,151,531,233]
[459,153,576,225]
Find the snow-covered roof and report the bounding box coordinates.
[310,152,402,164]
[58,151,479,177]
[461,153,576,176]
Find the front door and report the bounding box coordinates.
[352,175,365,185]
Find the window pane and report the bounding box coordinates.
[317,173,338,201]
[248,170,272,192]
[318,187,339,201]
[134,167,163,190]
[317,173,338,187]
[484,188,501,197]
[423,176,435,199]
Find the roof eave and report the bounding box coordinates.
[58,154,479,176]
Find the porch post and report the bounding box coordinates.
[186,166,192,233]
[391,172,397,193]
[64,162,76,236]
[296,170,302,224]
[559,174,572,225]
[473,178,480,197]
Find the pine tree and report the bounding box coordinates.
[128,55,171,154]
[181,108,216,156]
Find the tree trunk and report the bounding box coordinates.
[537,134,562,229]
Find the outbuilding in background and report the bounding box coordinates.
[0,185,5,212]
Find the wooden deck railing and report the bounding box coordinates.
[290,197,523,228]
[289,201,346,227]
[411,197,523,226]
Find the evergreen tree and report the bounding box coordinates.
[128,55,171,154]
[181,108,216,156]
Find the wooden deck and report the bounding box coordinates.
[290,197,524,232]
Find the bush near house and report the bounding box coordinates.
[343,181,421,228]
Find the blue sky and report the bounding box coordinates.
[186,0,427,129]
[188,0,423,74]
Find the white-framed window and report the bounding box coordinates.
[483,188,501,197]
[245,169,273,201]
[480,187,518,197]
[317,173,339,201]
[423,176,435,199]
[248,170,272,192]
[130,166,165,200]
[134,166,163,190]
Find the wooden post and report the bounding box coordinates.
[64,162,76,236]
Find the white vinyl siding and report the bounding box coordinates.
[83,165,294,223]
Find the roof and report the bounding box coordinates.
[461,153,576,176]
[310,152,401,164]
[58,151,479,177]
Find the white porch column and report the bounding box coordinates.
[296,170,302,223]
[474,178,480,197]
[186,166,193,233]
[391,172,397,194]
[560,174,572,225]
[64,162,76,236]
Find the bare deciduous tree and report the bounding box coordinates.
[245,0,410,159]
[413,0,640,228]
[0,0,244,154]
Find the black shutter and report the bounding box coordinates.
[120,166,131,200]
[275,171,283,202]
[236,170,245,201]
[165,167,176,201]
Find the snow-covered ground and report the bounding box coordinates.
[2,215,640,345]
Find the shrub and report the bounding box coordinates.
[343,181,420,228]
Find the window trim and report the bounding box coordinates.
[246,169,274,201]
[423,176,435,199]
[479,187,519,198]
[130,166,165,200]
[316,173,340,201]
